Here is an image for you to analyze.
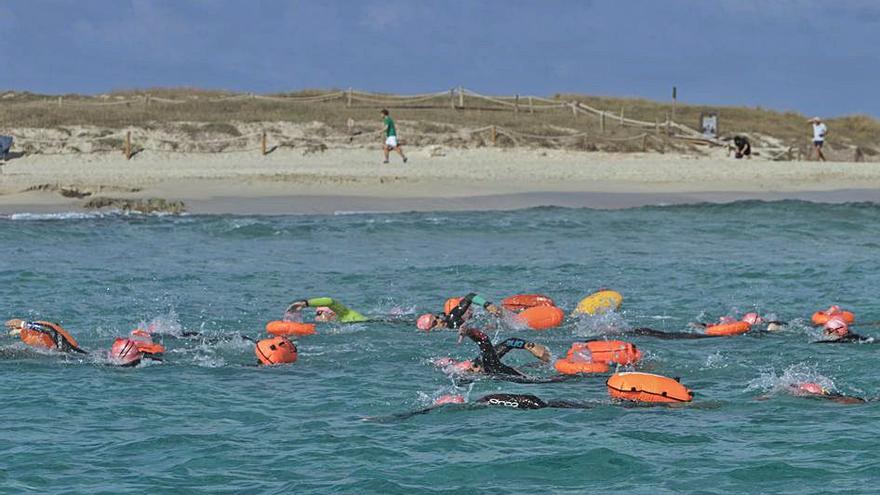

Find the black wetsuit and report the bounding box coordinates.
[813,333,874,344]
[442,293,492,329]
[472,337,529,369]
[476,394,590,409]
[629,327,716,340]
[462,328,523,376]
[370,394,594,421]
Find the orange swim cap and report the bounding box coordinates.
[255,336,298,365]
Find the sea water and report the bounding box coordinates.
[1,200,879,494]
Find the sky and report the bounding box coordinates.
[1,0,878,117]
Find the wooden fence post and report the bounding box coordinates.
[491,126,497,146]
[514,94,519,113]
[347,87,352,108]
[261,131,267,156]
[600,112,606,133]
[450,89,455,109]
[458,86,464,108]
[642,134,647,151]
[528,96,534,114]
[145,95,151,106]
[57,96,63,107]
[571,102,578,118]
[124,131,131,160]
[620,107,624,126]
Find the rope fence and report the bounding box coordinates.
[3,86,724,158]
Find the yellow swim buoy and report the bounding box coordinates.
[573,290,623,316]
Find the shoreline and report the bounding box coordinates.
[2,148,880,215]
[3,189,880,217]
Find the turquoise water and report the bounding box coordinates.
[2,200,879,494]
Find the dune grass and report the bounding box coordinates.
[1,88,877,155]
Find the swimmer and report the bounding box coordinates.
[454,327,572,384]
[691,313,788,332]
[416,293,502,331]
[628,327,717,339]
[286,297,368,323]
[5,319,86,354]
[757,382,868,404]
[813,317,874,344]
[630,313,778,339]
[368,393,595,421]
[435,336,551,375]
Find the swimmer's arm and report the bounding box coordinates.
[494,338,526,358]
[296,297,367,322]
[459,293,501,316]
[495,338,551,363]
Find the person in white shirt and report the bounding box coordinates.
[809,117,827,161]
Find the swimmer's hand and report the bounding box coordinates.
[286,300,308,313]
[525,342,551,363]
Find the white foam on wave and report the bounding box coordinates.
[333,210,396,216]
[746,362,835,395]
[7,211,111,221]
[572,311,630,337]
[5,210,187,221]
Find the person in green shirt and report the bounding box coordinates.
[286,297,369,323]
[381,109,408,164]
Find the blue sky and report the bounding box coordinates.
[1,0,878,117]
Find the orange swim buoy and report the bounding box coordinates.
[811,310,855,326]
[255,336,298,365]
[109,337,143,367]
[501,294,556,312]
[606,372,694,403]
[443,297,463,315]
[36,321,80,349]
[554,358,610,375]
[129,329,166,355]
[704,321,751,336]
[516,305,565,330]
[18,328,56,350]
[266,321,316,336]
[568,340,642,365]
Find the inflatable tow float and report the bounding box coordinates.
[704,321,751,336]
[573,290,623,316]
[15,321,80,351]
[811,306,855,326]
[606,372,693,403]
[255,335,298,365]
[514,305,565,330]
[498,293,564,330]
[129,329,166,355]
[266,321,317,336]
[501,294,555,312]
[554,340,642,375]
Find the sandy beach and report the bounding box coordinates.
[2,146,879,214]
